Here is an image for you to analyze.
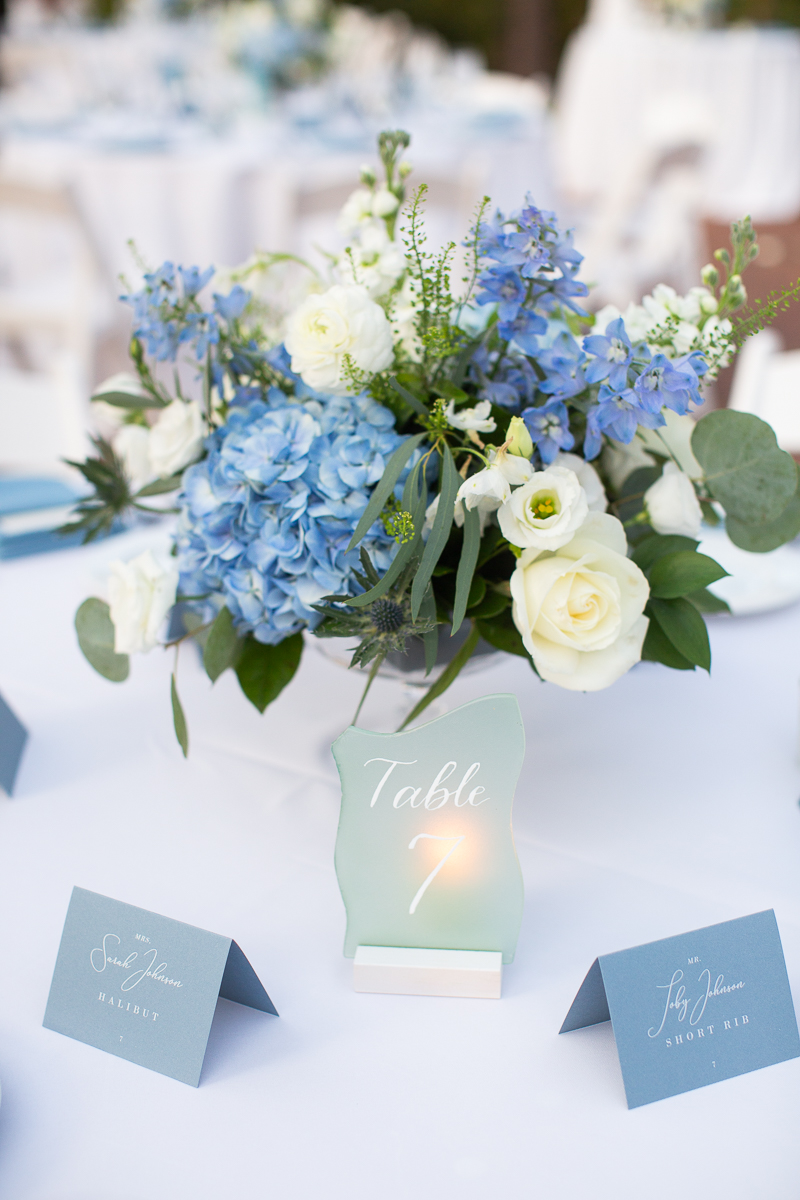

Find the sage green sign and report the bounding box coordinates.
[332,694,525,963]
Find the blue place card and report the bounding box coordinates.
[560,911,800,1108]
[43,888,277,1086]
[0,691,27,795]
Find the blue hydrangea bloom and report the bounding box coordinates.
[521,399,575,463]
[175,392,423,645]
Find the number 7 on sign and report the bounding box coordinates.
[408,834,465,915]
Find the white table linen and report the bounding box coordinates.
[1,526,800,1195]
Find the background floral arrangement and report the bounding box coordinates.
[70,130,800,751]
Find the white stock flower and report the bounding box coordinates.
[498,465,589,551]
[510,512,650,691]
[108,550,179,655]
[338,220,405,299]
[445,399,497,433]
[553,452,607,512]
[338,187,374,235]
[644,462,703,537]
[391,275,421,361]
[148,400,205,479]
[372,187,399,216]
[112,424,152,491]
[284,284,394,393]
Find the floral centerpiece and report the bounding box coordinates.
[69,130,800,752]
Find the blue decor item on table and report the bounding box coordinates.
[0,692,27,795]
[0,477,84,560]
[43,887,278,1087]
[560,910,800,1108]
[332,695,526,966]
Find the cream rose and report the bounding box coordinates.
[108,550,179,655]
[644,462,703,537]
[148,400,205,479]
[510,512,649,691]
[284,284,394,394]
[498,465,589,550]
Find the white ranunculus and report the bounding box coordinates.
[510,512,650,691]
[644,462,703,537]
[108,550,179,655]
[553,452,607,512]
[284,284,394,393]
[112,423,152,492]
[498,465,589,551]
[445,399,497,433]
[148,400,205,479]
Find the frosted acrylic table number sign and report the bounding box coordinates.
[332,694,525,999]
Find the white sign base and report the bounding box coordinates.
[353,946,502,999]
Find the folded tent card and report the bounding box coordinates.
[332,694,526,998]
[43,888,277,1086]
[561,910,800,1108]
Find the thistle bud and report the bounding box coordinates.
[700,263,719,289]
[506,415,534,459]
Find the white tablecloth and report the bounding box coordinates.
[555,25,800,222]
[1,526,800,1197]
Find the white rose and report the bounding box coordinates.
[338,187,374,234]
[284,284,394,394]
[553,452,607,512]
[148,400,205,479]
[498,465,589,551]
[372,187,399,216]
[510,512,650,691]
[112,423,152,491]
[108,550,179,655]
[644,462,703,537]
[445,399,497,433]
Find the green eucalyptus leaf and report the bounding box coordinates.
[74,598,129,682]
[691,410,797,524]
[451,503,481,636]
[465,574,487,610]
[171,673,189,758]
[235,632,303,714]
[647,597,711,671]
[346,460,427,608]
[419,582,439,676]
[411,442,458,620]
[203,606,244,683]
[647,551,728,599]
[726,483,800,552]
[346,432,427,553]
[389,376,429,419]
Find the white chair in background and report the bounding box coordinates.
[727,327,800,455]
[0,177,104,478]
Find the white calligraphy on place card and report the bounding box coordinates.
[90,932,184,990]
